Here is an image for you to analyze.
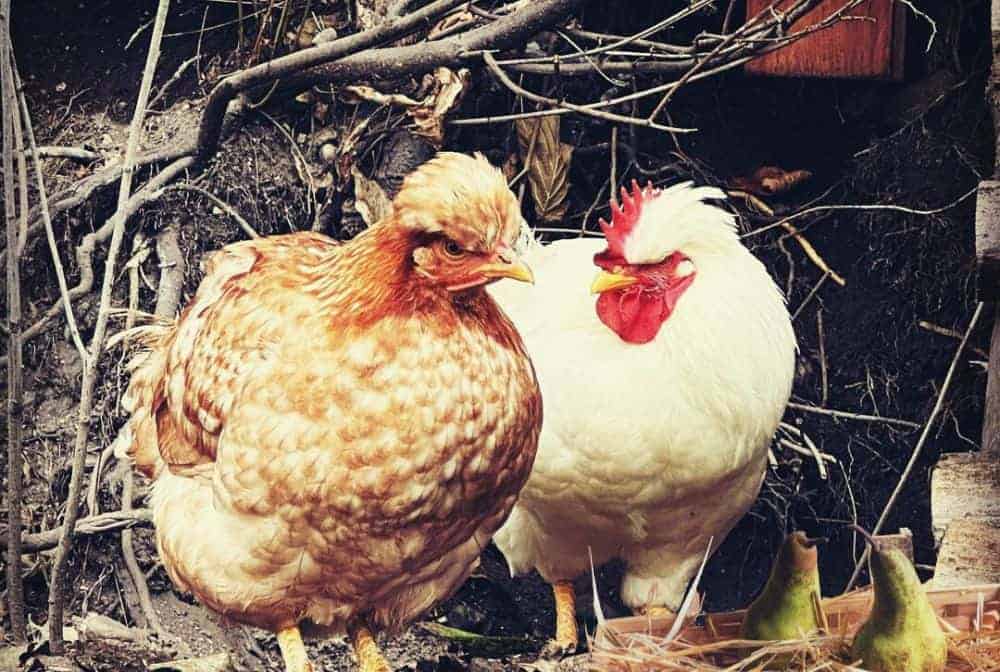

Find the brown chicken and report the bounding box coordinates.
[118,153,542,672]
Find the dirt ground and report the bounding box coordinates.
[1,1,995,670]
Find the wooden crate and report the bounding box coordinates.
[596,583,1000,650]
[745,0,906,80]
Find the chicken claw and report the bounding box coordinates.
[348,621,392,672]
[276,626,313,672]
[633,592,702,620]
[637,605,673,619]
[541,581,579,657]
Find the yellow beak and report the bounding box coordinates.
[590,270,638,294]
[477,259,535,285]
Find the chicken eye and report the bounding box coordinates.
[442,240,465,258]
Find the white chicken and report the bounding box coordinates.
[488,181,796,650]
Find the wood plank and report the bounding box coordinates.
[931,453,1000,544]
[745,0,905,80]
[984,304,1000,453]
[991,0,1000,173]
[976,181,1000,301]
[932,518,1000,588]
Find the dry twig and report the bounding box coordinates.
[195,0,471,159]
[163,183,259,238]
[919,320,990,359]
[781,221,847,287]
[0,509,154,554]
[0,155,195,368]
[121,468,163,634]
[787,402,921,430]
[153,223,185,318]
[483,52,695,133]
[28,146,101,162]
[15,66,88,361]
[742,188,978,239]
[48,0,172,652]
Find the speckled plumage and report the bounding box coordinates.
[490,184,795,612]
[119,153,542,636]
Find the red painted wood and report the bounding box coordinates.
[745,0,905,80]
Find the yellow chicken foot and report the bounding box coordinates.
[541,581,579,657]
[348,620,392,672]
[634,593,702,620]
[639,606,673,618]
[276,626,314,672]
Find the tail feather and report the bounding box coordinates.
[114,320,176,478]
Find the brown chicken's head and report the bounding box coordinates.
[392,152,533,293]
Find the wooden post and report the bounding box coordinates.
[929,0,1000,588]
[983,303,1000,454]
[979,0,1000,455]
[976,180,1000,452]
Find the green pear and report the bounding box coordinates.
[742,532,824,642]
[850,526,947,672]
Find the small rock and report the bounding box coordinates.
[319,143,337,164]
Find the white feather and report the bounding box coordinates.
[488,186,795,612]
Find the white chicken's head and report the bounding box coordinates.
[590,180,739,344]
[393,152,534,293]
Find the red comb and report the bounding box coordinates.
[597,180,660,258]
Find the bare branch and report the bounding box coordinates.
[1,0,27,642]
[153,223,185,318]
[787,402,921,430]
[742,188,979,239]
[14,66,88,360]
[27,146,101,162]
[48,0,172,652]
[482,52,695,133]
[0,155,195,367]
[196,0,470,160]
[121,468,163,634]
[0,142,191,270]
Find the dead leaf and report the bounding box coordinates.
[343,67,469,146]
[515,117,573,222]
[288,14,340,50]
[333,114,377,188]
[730,166,812,196]
[351,166,393,227]
[312,100,329,122]
[428,9,473,40]
[501,153,519,182]
[355,0,392,32]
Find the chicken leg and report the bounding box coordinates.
[276,626,314,672]
[348,620,392,672]
[542,581,578,656]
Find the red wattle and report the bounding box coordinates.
[595,273,694,344]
